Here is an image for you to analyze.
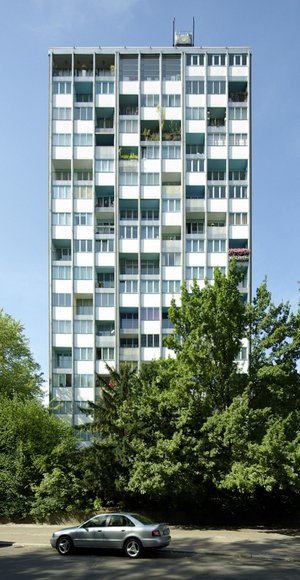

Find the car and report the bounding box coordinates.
[50,512,171,558]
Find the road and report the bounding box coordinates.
[0,525,300,579]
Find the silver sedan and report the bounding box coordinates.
[50,512,171,558]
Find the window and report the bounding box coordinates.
[229,213,248,225]
[52,373,71,388]
[207,219,225,227]
[52,185,71,199]
[141,56,159,81]
[229,54,247,66]
[186,144,204,155]
[186,221,204,234]
[74,107,93,120]
[74,320,93,334]
[141,226,159,239]
[95,239,114,252]
[52,133,71,146]
[120,259,138,275]
[53,81,71,94]
[74,133,93,146]
[208,185,226,199]
[237,346,247,361]
[186,54,205,66]
[54,248,71,261]
[95,159,114,172]
[120,280,138,293]
[208,171,226,181]
[74,266,93,280]
[229,170,247,181]
[186,107,204,120]
[52,266,71,280]
[229,133,248,146]
[141,308,159,321]
[120,312,138,329]
[207,133,226,146]
[162,94,181,107]
[162,199,180,212]
[120,338,138,348]
[52,293,71,307]
[95,293,114,307]
[55,351,72,368]
[119,225,138,239]
[141,94,159,107]
[229,185,247,199]
[208,239,226,252]
[74,213,92,225]
[186,267,204,280]
[76,299,93,315]
[53,320,71,333]
[141,334,159,347]
[98,347,114,360]
[120,209,138,220]
[162,55,181,80]
[162,145,181,159]
[163,253,181,266]
[228,107,247,120]
[75,348,93,361]
[208,54,226,66]
[186,239,204,252]
[207,266,226,279]
[162,280,180,294]
[141,145,159,159]
[186,80,204,94]
[119,172,138,185]
[52,213,71,226]
[74,239,92,252]
[207,81,226,94]
[74,374,93,388]
[119,119,138,133]
[119,56,138,81]
[141,259,159,275]
[74,170,93,181]
[141,173,159,186]
[52,401,73,415]
[53,107,71,120]
[186,159,204,172]
[96,81,114,94]
[141,209,159,220]
[141,280,159,293]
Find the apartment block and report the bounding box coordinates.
[49,37,251,426]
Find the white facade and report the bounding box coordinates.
[49,44,251,425]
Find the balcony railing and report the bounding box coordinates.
[229,92,248,102]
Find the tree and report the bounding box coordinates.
[0,310,43,399]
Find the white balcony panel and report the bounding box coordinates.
[52,199,72,212]
[96,360,115,374]
[119,239,139,253]
[74,280,94,294]
[162,213,181,227]
[52,225,72,239]
[229,199,249,212]
[229,146,249,160]
[228,120,248,133]
[162,159,181,173]
[141,81,160,93]
[140,186,161,198]
[74,199,94,212]
[118,185,139,199]
[162,81,181,93]
[141,348,160,361]
[119,81,139,94]
[119,161,139,173]
[52,334,72,348]
[95,146,115,159]
[207,95,227,107]
[52,387,72,401]
[52,146,72,160]
[229,225,250,239]
[95,307,115,320]
[207,254,227,267]
[185,94,205,107]
[52,280,72,293]
[185,254,206,267]
[96,335,115,348]
[95,253,115,267]
[73,254,93,267]
[164,107,182,120]
[52,120,72,132]
[208,66,227,76]
[186,66,205,77]
[141,159,160,172]
[141,107,160,120]
[74,146,93,160]
[207,227,226,238]
[207,199,227,212]
[162,266,181,279]
[95,173,115,186]
[95,94,115,108]
[162,240,181,252]
[75,361,94,374]
[162,294,180,308]
[118,133,139,147]
[186,199,205,213]
[74,334,94,348]
[162,347,175,359]
[185,119,206,134]
[74,388,94,401]
[186,173,206,186]
[229,66,248,78]
[140,294,160,307]
[74,120,94,132]
[207,146,227,159]
[119,348,139,362]
[74,226,94,238]
[140,321,161,334]
[52,307,72,320]
[52,94,72,107]
[140,239,160,253]
[119,294,139,308]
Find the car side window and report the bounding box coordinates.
[107,515,134,527]
[84,515,107,528]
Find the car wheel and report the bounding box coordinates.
[56,535,74,555]
[124,537,143,559]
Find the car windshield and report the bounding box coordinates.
[131,514,155,525]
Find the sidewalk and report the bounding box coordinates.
[0,524,300,562]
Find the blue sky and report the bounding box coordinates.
[0,0,299,384]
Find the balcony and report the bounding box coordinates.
[228,248,250,261]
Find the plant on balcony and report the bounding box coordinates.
[228,248,250,261]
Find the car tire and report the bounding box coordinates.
[56,535,74,556]
[124,537,143,559]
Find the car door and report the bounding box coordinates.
[102,515,133,548]
[75,515,109,548]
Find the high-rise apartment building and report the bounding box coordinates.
[49,35,251,425]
